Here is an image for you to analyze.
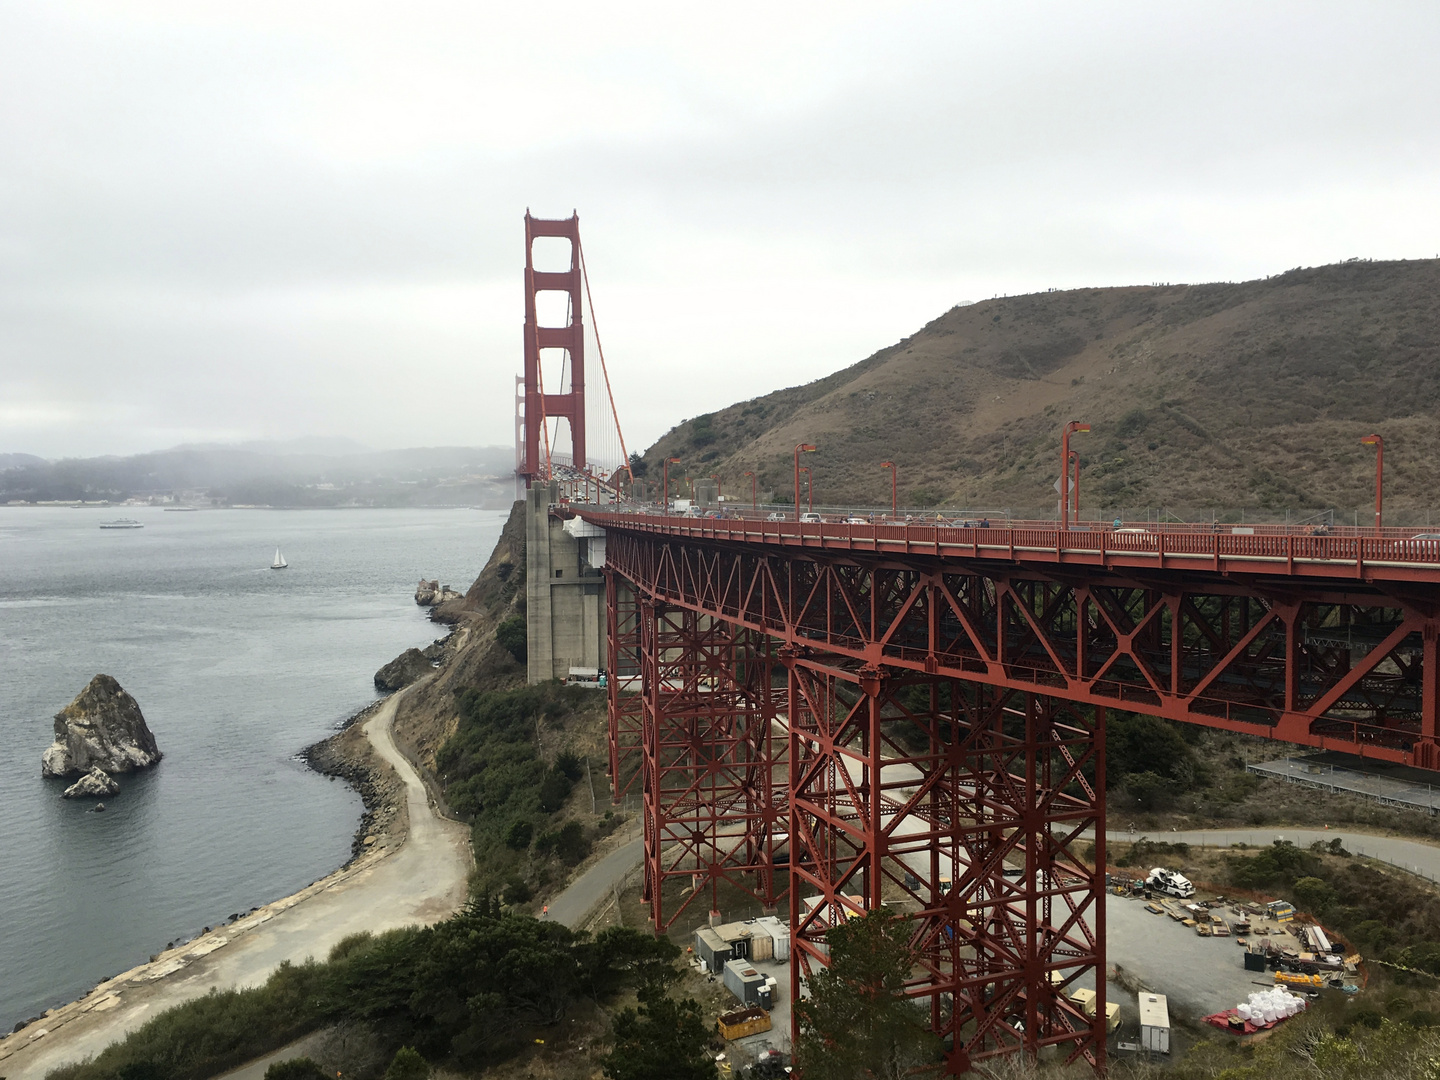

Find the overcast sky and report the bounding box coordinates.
[2,1,1438,460]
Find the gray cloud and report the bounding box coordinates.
[2,1,1437,458]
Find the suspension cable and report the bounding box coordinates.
[577,236,634,488]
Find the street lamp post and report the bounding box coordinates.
[744,471,756,512]
[1068,450,1080,525]
[1060,421,1090,530]
[662,457,680,511]
[793,443,816,521]
[881,461,897,519]
[1361,434,1384,535]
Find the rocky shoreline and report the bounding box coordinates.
[300,698,409,865]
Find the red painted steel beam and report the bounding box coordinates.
[600,527,1440,770]
[520,212,586,481]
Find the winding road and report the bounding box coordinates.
[0,687,473,1080]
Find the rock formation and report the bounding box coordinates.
[374,648,432,691]
[63,766,120,799]
[41,675,163,778]
[415,579,464,606]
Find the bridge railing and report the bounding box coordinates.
[577,507,1440,579]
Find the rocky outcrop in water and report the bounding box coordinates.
[415,579,463,606]
[41,675,163,778]
[374,648,432,691]
[63,766,120,799]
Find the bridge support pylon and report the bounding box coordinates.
[785,662,1107,1074]
[635,604,788,930]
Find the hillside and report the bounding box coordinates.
[637,259,1440,522]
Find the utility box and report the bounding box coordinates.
[1139,993,1170,1054]
[724,958,770,1007]
[694,927,731,974]
[756,916,790,961]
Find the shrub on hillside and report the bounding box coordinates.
[495,616,526,663]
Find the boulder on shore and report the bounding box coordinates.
[415,579,464,606]
[41,675,163,778]
[63,766,120,799]
[374,648,432,691]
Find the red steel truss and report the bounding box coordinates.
[632,599,787,929]
[597,521,1440,768]
[594,514,1440,1073]
[606,573,644,797]
[785,661,1106,1071]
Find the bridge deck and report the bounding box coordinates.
[581,509,1440,587]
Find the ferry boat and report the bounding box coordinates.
[99,519,144,529]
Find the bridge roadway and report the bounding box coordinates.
[589,507,1440,585]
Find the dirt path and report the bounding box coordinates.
[0,688,472,1080]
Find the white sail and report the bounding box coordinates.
[271,547,288,569]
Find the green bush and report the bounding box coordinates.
[504,819,533,850]
[495,616,526,663]
[263,1060,327,1080]
[382,1047,428,1080]
[44,961,329,1080]
[502,876,533,905]
[538,768,574,813]
[555,820,591,865]
[555,749,584,782]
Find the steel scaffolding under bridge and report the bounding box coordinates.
[584,507,1440,1074]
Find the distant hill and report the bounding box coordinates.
[637,259,1440,522]
[0,444,516,507]
[0,453,47,471]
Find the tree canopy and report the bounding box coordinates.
[794,909,941,1080]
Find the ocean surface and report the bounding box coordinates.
[0,506,505,1031]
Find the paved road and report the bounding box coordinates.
[1106,826,1440,882]
[0,688,473,1080]
[547,836,643,929]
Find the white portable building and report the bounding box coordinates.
[1139,993,1170,1053]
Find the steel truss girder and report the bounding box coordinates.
[606,573,645,797]
[783,658,1106,1074]
[605,532,1440,769]
[636,601,787,930]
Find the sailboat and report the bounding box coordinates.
[270,548,288,570]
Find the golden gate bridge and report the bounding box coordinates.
[512,212,1439,1073]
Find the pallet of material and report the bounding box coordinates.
[1145,903,1165,915]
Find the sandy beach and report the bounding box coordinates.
[0,686,473,1080]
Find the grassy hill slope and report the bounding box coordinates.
[637,259,1440,521]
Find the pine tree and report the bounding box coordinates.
[794,909,942,1079]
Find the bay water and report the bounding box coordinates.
[0,506,504,1031]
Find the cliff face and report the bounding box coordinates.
[392,500,529,770]
[41,675,162,778]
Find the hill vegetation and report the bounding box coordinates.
[638,259,1440,521]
